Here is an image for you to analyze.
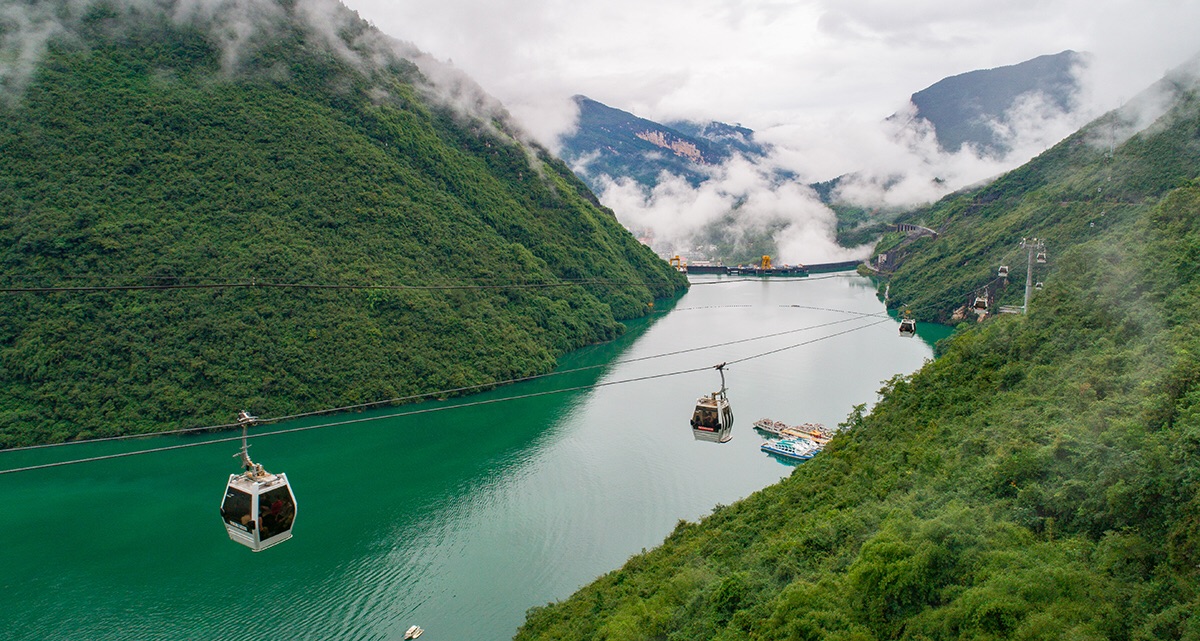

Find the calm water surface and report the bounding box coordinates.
[0,273,951,641]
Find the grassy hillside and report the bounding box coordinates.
[514,75,1200,639]
[0,1,686,447]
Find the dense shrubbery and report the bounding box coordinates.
[880,79,1200,323]
[516,178,1200,641]
[514,75,1200,639]
[0,5,685,446]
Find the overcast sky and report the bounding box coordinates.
[345,0,1200,147]
[334,0,1200,262]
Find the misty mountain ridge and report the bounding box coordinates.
[899,50,1088,157]
[559,95,771,193]
[557,52,1089,265]
[665,119,767,160]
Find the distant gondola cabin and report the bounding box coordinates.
[690,392,734,443]
[220,465,297,552]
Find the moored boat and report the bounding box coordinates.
[760,438,821,461]
[780,425,830,445]
[404,625,424,639]
[752,418,789,435]
[754,418,833,443]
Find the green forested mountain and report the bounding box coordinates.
[0,0,686,447]
[880,63,1200,324]
[514,70,1200,638]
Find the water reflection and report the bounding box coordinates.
[0,273,947,641]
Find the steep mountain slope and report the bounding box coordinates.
[0,0,686,447]
[880,62,1200,323]
[514,68,1200,639]
[664,119,769,163]
[906,50,1086,156]
[558,95,768,192]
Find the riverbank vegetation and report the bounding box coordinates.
[515,69,1200,639]
[0,3,686,447]
[876,66,1200,324]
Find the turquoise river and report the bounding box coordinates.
[0,272,952,641]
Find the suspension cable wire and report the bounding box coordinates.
[725,318,894,366]
[2,420,250,453]
[0,363,713,476]
[2,309,876,453]
[257,315,868,426]
[0,317,892,475]
[1,267,959,471]
[1,275,970,457]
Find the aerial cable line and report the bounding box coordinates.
[258,315,868,426]
[1,290,967,455]
[3,310,875,453]
[0,364,719,476]
[2,289,970,455]
[725,319,894,366]
[0,318,891,475]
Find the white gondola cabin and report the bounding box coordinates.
[691,364,734,443]
[899,316,917,336]
[973,294,989,311]
[998,265,1010,278]
[220,412,297,552]
[1036,250,1047,264]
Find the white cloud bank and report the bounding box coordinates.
[343,0,1200,262]
[5,0,1197,262]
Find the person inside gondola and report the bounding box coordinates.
[259,498,285,537]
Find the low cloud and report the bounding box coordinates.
[806,87,1095,210]
[0,0,73,100]
[597,155,871,265]
[0,0,545,152]
[583,58,1114,264]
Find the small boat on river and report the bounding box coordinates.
[404,625,424,639]
[752,418,789,435]
[754,418,834,444]
[761,438,821,462]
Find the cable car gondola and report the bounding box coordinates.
[690,363,734,443]
[220,411,297,552]
[1036,250,1047,264]
[898,310,916,337]
[973,292,989,312]
[998,265,1010,278]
